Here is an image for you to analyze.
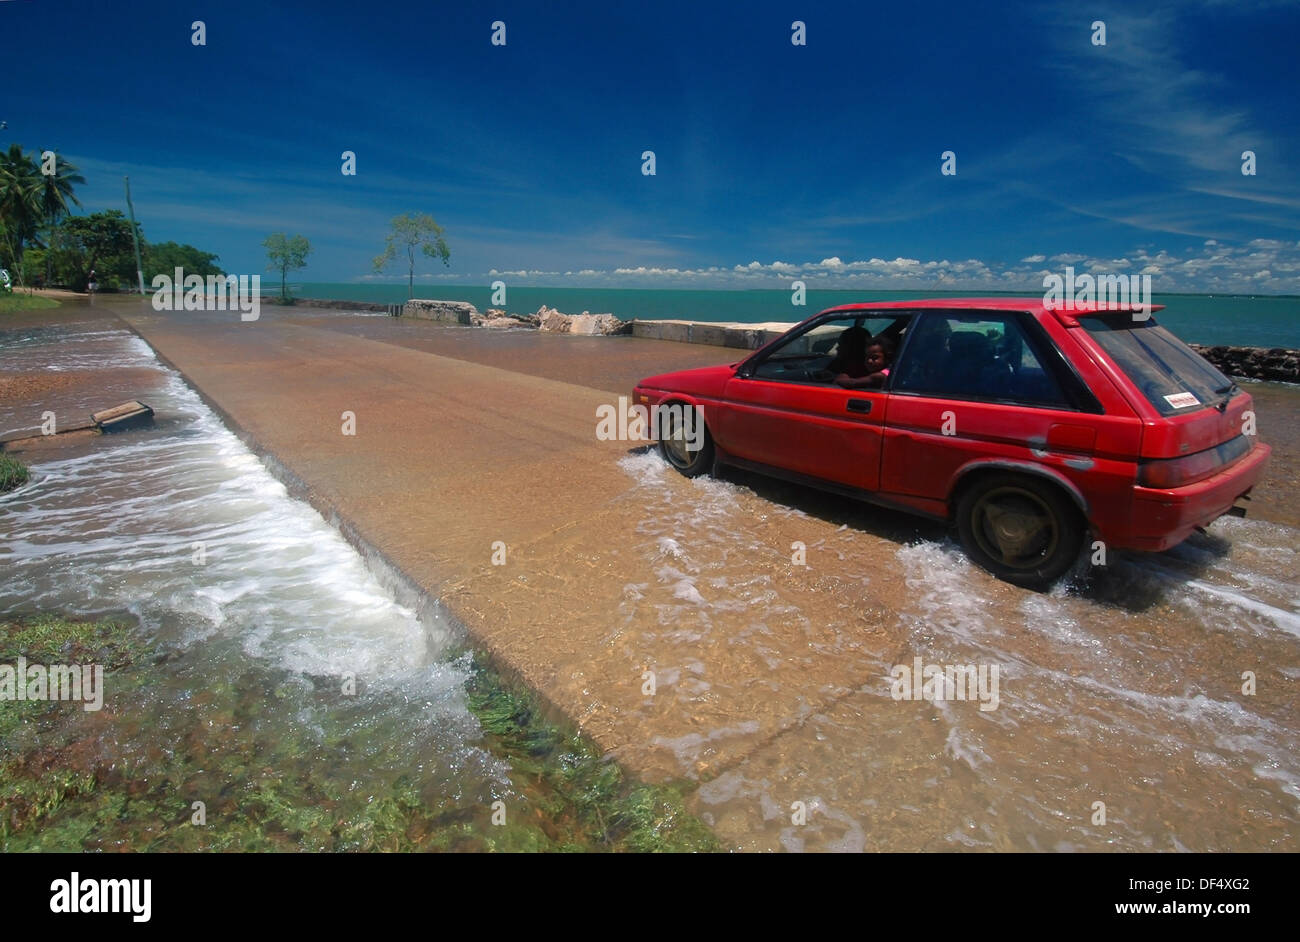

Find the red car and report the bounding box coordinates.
[633,299,1270,587]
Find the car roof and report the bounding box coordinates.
[819,297,1165,319]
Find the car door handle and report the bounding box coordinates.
[846,399,872,414]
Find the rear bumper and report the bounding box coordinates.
[1124,442,1271,551]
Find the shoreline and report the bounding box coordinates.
[10,289,1300,382]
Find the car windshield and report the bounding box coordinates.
[1080,315,1233,416]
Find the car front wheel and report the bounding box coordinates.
[955,473,1084,588]
[658,404,714,477]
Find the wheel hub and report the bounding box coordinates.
[976,490,1056,566]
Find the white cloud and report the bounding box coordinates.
[465,239,1300,292]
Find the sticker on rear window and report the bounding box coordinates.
[1163,391,1200,409]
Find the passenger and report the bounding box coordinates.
[834,336,893,389]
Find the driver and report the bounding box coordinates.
[825,325,871,379]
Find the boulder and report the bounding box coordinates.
[569,311,632,336]
[482,316,530,329]
[1189,343,1300,383]
[536,306,630,335]
[472,307,537,329]
[536,305,572,333]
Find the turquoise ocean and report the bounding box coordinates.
[291,284,1300,349]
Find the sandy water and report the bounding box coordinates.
[613,451,1299,851]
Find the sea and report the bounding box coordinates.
[289,284,1300,349]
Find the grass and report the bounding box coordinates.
[0,294,60,315]
[0,615,720,852]
[0,456,30,493]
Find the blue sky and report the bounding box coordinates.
[5,0,1298,292]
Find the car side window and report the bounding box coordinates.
[892,313,1070,406]
[749,315,907,384]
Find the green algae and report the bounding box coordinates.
[465,654,719,852]
[0,616,718,852]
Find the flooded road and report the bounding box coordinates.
[613,452,1299,851]
[5,303,1296,851]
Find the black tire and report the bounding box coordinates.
[658,403,714,478]
[955,472,1084,588]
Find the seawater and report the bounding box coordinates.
[293,284,1300,349]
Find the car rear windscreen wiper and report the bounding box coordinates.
[1214,382,1240,412]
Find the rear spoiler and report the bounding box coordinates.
[1048,304,1165,328]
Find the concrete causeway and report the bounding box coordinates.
[100,299,1300,852]
[115,305,910,784]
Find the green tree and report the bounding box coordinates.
[34,152,84,285]
[0,144,42,288]
[0,147,85,290]
[145,241,223,282]
[372,212,450,298]
[263,232,310,301]
[57,210,141,291]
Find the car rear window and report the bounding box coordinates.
[1080,315,1233,416]
[892,312,1072,407]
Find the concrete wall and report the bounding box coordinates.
[630,319,794,350]
[403,299,479,324]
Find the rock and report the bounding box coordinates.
[535,306,630,335]
[482,316,530,329]
[569,312,631,336]
[1190,343,1300,383]
[473,307,537,329]
[536,305,572,333]
[403,299,479,324]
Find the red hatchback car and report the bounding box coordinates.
[633,299,1271,587]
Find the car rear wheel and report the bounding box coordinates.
[658,404,714,477]
[955,473,1084,588]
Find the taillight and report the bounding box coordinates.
[1138,436,1252,488]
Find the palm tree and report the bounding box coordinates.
[0,145,42,289]
[34,152,83,286]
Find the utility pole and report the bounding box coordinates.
[124,175,145,294]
